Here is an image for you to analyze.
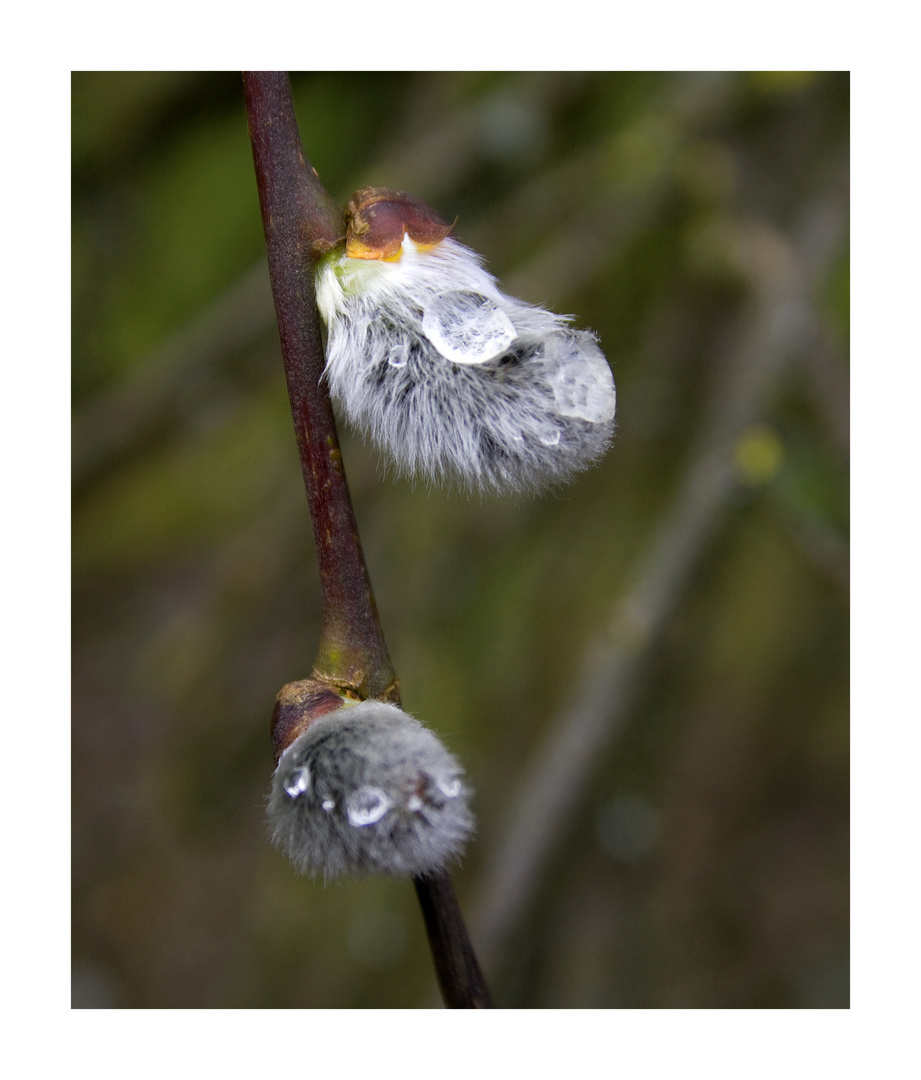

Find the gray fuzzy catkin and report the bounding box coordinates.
[268,701,474,880]
[316,236,616,494]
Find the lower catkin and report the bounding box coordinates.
[268,701,474,880]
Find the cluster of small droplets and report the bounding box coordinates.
[267,701,473,879]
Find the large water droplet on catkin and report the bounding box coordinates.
[346,786,393,826]
[422,290,516,365]
[546,338,616,423]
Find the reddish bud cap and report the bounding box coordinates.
[344,187,453,260]
[271,679,351,764]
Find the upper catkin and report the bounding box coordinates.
[316,235,616,494]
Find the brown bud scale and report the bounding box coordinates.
[344,187,453,260]
[271,679,352,764]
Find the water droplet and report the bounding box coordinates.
[537,421,561,446]
[387,342,409,368]
[346,786,393,827]
[406,794,424,812]
[546,339,616,423]
[436,774,463,799]
[321,798,336,813]
[422,290,516,365]
[283,765,311,798]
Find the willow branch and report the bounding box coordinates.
[243,70,395,701]
[243,70,493,1009]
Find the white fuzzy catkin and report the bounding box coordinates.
[316,235,616,494]
[268,701,473,879]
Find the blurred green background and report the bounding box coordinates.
[72,71,849,1009]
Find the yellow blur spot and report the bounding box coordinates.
[734,424,784,485]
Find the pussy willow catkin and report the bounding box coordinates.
[268,701,473,880]
[316,188,616,494]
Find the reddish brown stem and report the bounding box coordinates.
[243,70,396,702]
[243,70,494,1009]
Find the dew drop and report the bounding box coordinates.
[546,339,616,423]
[422,290,516,365]
[283,765,311,799]
[406,794,424,813]
[436,774,463,799]
[321,798,336,813]
[387,341,409,368]
[346,786,393,827]
[537,420,561,446]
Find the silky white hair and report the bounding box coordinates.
[267,700,473,880]
[316,235,616,494]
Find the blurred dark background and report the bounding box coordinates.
[72,71,849,1008]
